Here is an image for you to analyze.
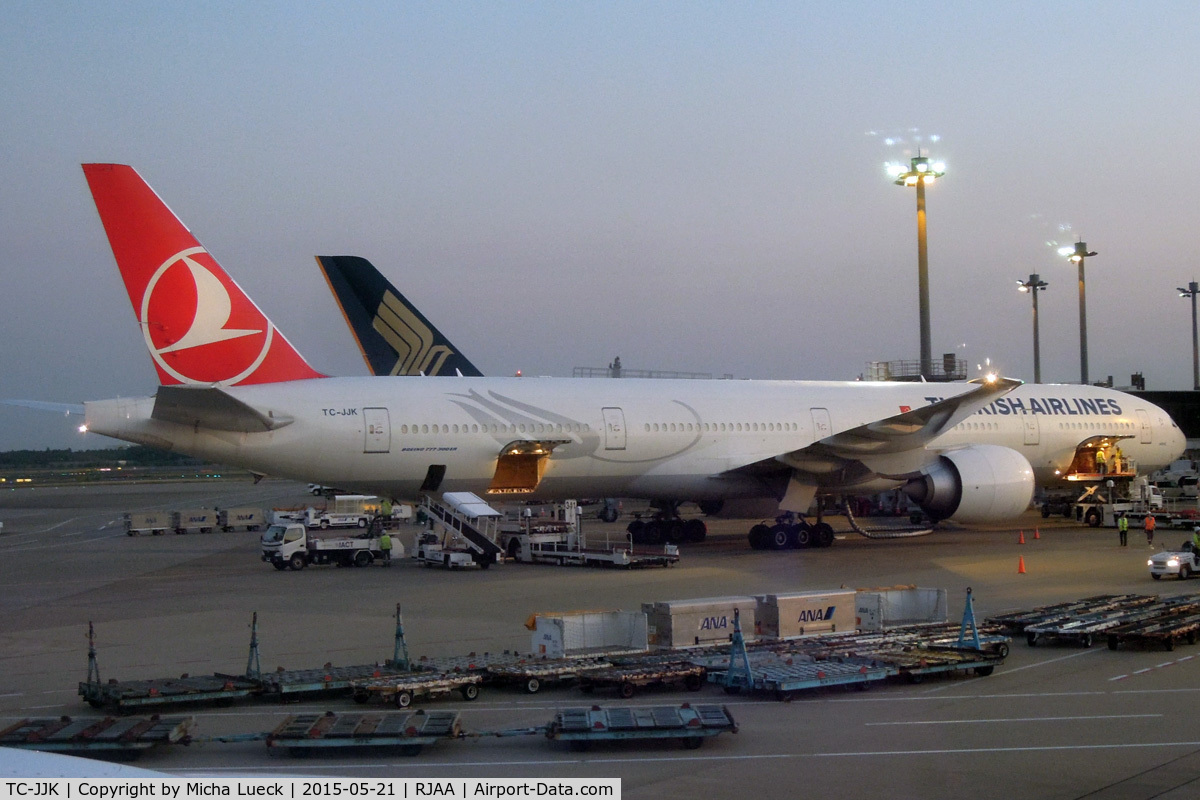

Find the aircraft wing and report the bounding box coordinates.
[732,377,1023,487]
[152,385,293,433]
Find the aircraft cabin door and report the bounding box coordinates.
[1022,415,1040,446]
[810,408,832,441]
[1137,408,1153,444]
[602,407,627,451]
[364,407,391,453]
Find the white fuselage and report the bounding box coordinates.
[84,377,1185,503]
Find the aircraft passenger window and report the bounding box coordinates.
[400,425,407,434]
[687,423,693,431]
[452,425,459,434]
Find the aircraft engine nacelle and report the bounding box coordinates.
[905,445,1035,523]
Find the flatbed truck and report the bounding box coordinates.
[260,522,398,570]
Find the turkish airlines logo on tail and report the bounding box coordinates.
[142,247,275,385]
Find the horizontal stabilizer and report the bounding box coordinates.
[0,399,85,416]
[152,385,293,433]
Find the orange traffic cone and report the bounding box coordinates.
[1034,528,1041,540]
[1018,530,1026,544]
[1018,555,1027,574]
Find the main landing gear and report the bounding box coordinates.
[626,502,707,545]
[747,512,834,550]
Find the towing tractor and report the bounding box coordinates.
[1148,541,1200,580]
[260,522,399,570]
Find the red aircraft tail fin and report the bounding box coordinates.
[82,163,324,386]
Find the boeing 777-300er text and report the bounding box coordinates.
[77,164,1186,550]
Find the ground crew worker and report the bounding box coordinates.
[379,531,392,566]
[1095,447,1107,475]
[1117,512,1129,546]
[1112,446,1123,474]
[1192,526,1200,558]
[1144,513,1156,547]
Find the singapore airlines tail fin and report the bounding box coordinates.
[82,164,325,386]
[316,255,484,377]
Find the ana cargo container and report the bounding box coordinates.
[642,596,756,648]
[123,511,171,536]
[172,509,216,534]
[755,590,855,639]
[219,507,265,531]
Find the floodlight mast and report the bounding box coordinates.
[1017,274,1049,383]
[1179,281,1200,390]
[891,155,945,380]
[1061,241,1097,384]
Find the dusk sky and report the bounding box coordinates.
[2,2,1199,451]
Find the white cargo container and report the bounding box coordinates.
[642,596,756,648]
[123,511,172,536]
[172,509,216,534]
[218,507,265,531]
[755,590,856,639]
[531,611,648,658]
[856,587,948,631]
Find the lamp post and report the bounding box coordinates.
[1179,281,1200,390]
[1060,241,1097,384]
[1017,274,1049,383]
[888,154,945,380]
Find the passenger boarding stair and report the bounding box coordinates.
[422,492,505,563]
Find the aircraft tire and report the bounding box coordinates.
[793,526,811,549]
[684,519,707,542]
[769,525,790,550]
[813,522,834,548]
[748,524,770,549]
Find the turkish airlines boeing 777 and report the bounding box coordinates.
[78,164,1186,547]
